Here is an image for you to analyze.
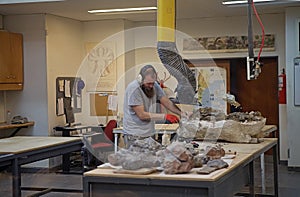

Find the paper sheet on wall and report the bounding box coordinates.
[192,67,227,112]
[57,98,64,115]
[59,80,64,92]
[77,96,81,108]
[64,80,71,98]
[71,97,74,108]
[108,95,118,111]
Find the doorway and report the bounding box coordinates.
[186,57,279,138]
[230,57,279,137]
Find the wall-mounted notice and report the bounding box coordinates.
[295,57,300,106]
[56,77,84,115]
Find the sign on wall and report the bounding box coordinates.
[85,42,117,92]
[191,67,227,112]
[182,34,275,53]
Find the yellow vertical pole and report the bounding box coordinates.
[157,0,176,42]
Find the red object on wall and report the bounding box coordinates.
[278,68,286,104]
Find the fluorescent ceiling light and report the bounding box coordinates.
[88,7,157,14]
[222,0,275,5]
[0,0,64,4]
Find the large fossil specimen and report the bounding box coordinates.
[108,137,162,170]
[157,142,194,174]
[178,108,266,143]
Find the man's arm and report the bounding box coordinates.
[132,105,165,121]
[160,96,181,116]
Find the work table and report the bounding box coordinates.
[0,136,83,197]
[83,138,278,197]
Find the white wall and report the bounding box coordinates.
[285,7,300,167]
[177,14,285,67]
[128,23,181,94]
[78,19,126,126]
[3,14,48,136]
[45,14,83,133]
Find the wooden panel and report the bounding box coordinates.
[0,83,23,90]
[231,57,279,137]
[90,93,114,116]
[0,31,11,82]
[0,31,23,89]
[9,32,23,83]
[0,121,34,130]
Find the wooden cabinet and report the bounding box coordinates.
[0,31,23,90]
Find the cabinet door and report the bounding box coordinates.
[8,32,23,83]
[0,31,11,83]
[0,31,23,90]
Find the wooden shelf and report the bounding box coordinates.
[0,121,35,130]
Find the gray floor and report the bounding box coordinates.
[0,156,300,197]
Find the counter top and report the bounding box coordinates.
[0,121,35,130]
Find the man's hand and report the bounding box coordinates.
[180,111,193,120]
[165,114,179,123]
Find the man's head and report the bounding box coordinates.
[138,65,157,98]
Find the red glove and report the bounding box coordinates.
[165,114,179,123]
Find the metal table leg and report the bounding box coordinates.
[260,153,266,193]
[114,133,118,153]
[249,161,255,197]
[12,158,21,197]
[273,144,279,197]
[83,177,90,197]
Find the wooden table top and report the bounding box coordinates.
[258,124,277,137]
[0,136,81,154]
[84,138,277,182]
[0,121,35,130]
[85,152,253,182]
[155,123,179,130]
[113,123,179,133]
[197,138,278,156]
[261,125,277,133]
[113,124,275,133]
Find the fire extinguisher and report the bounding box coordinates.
[278,68,286,104]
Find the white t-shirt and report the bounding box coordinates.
[123,80,165,137]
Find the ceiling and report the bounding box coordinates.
[0,0,300,22]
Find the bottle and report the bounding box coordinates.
[6,110,11,124]
[162,131,171,146]
[117,112,123,127]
